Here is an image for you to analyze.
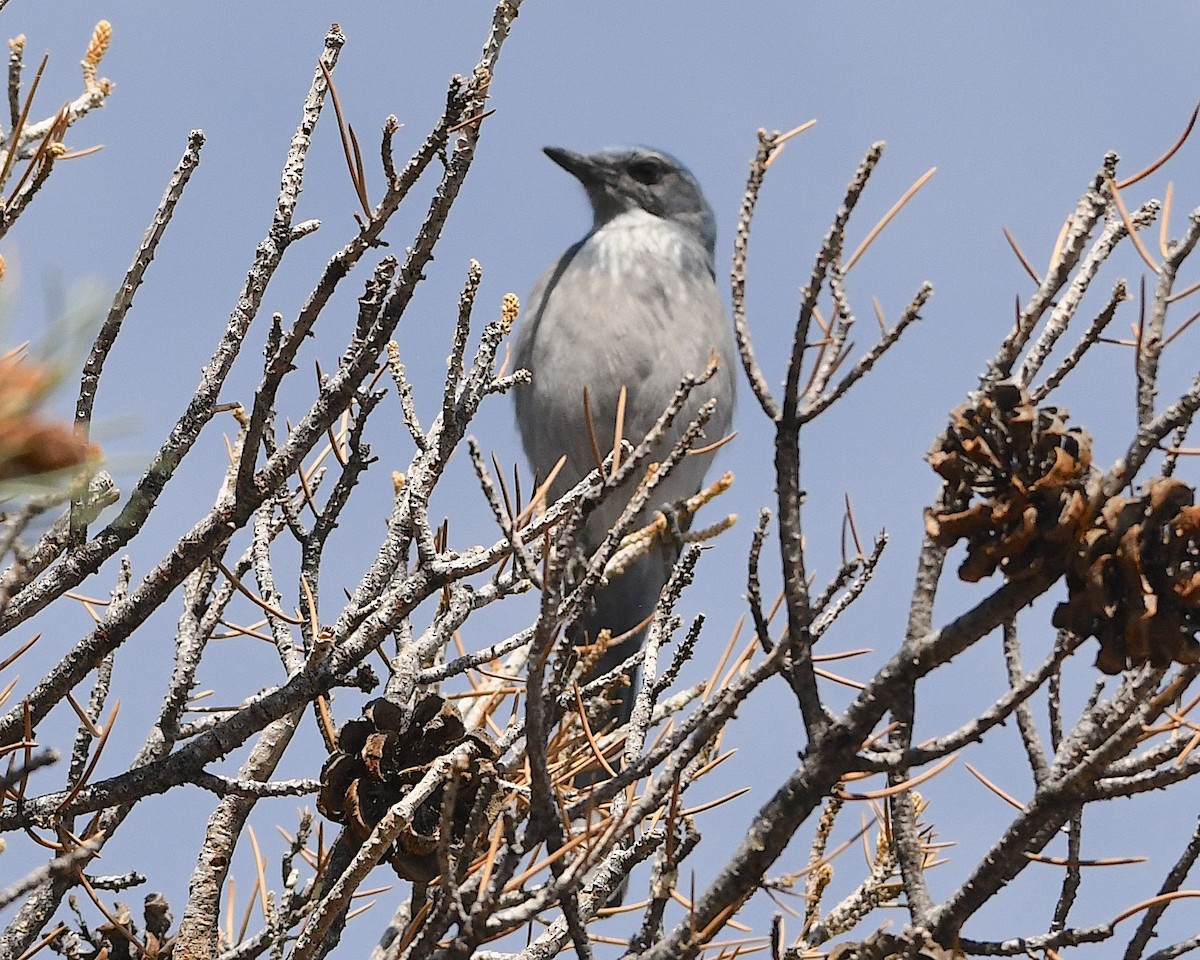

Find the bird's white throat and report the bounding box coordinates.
[588,209,697,278]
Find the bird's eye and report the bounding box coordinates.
[627,158,665,185]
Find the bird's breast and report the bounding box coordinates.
[583,211,700,281]
[513,208,737,539]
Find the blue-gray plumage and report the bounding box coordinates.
[513,145,737,729]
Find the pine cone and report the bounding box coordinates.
[1053,477,1200,673]
[0,353,99,482]
[926,383,1094,582]
[318,694,497,881]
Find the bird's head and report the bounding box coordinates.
[544,145,717,257]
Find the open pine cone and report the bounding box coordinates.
[925,382,1094,583]
[1053,477,1200,674]
[318,694,497,881]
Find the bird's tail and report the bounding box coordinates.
[571,549,671,905]
[582,549,668,728]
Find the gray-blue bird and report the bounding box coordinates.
[513,145,737,730]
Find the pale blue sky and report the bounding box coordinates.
[5,3,1200,956]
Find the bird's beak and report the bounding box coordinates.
[543,146,606,188]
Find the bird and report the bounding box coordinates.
[513,144,737,739]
